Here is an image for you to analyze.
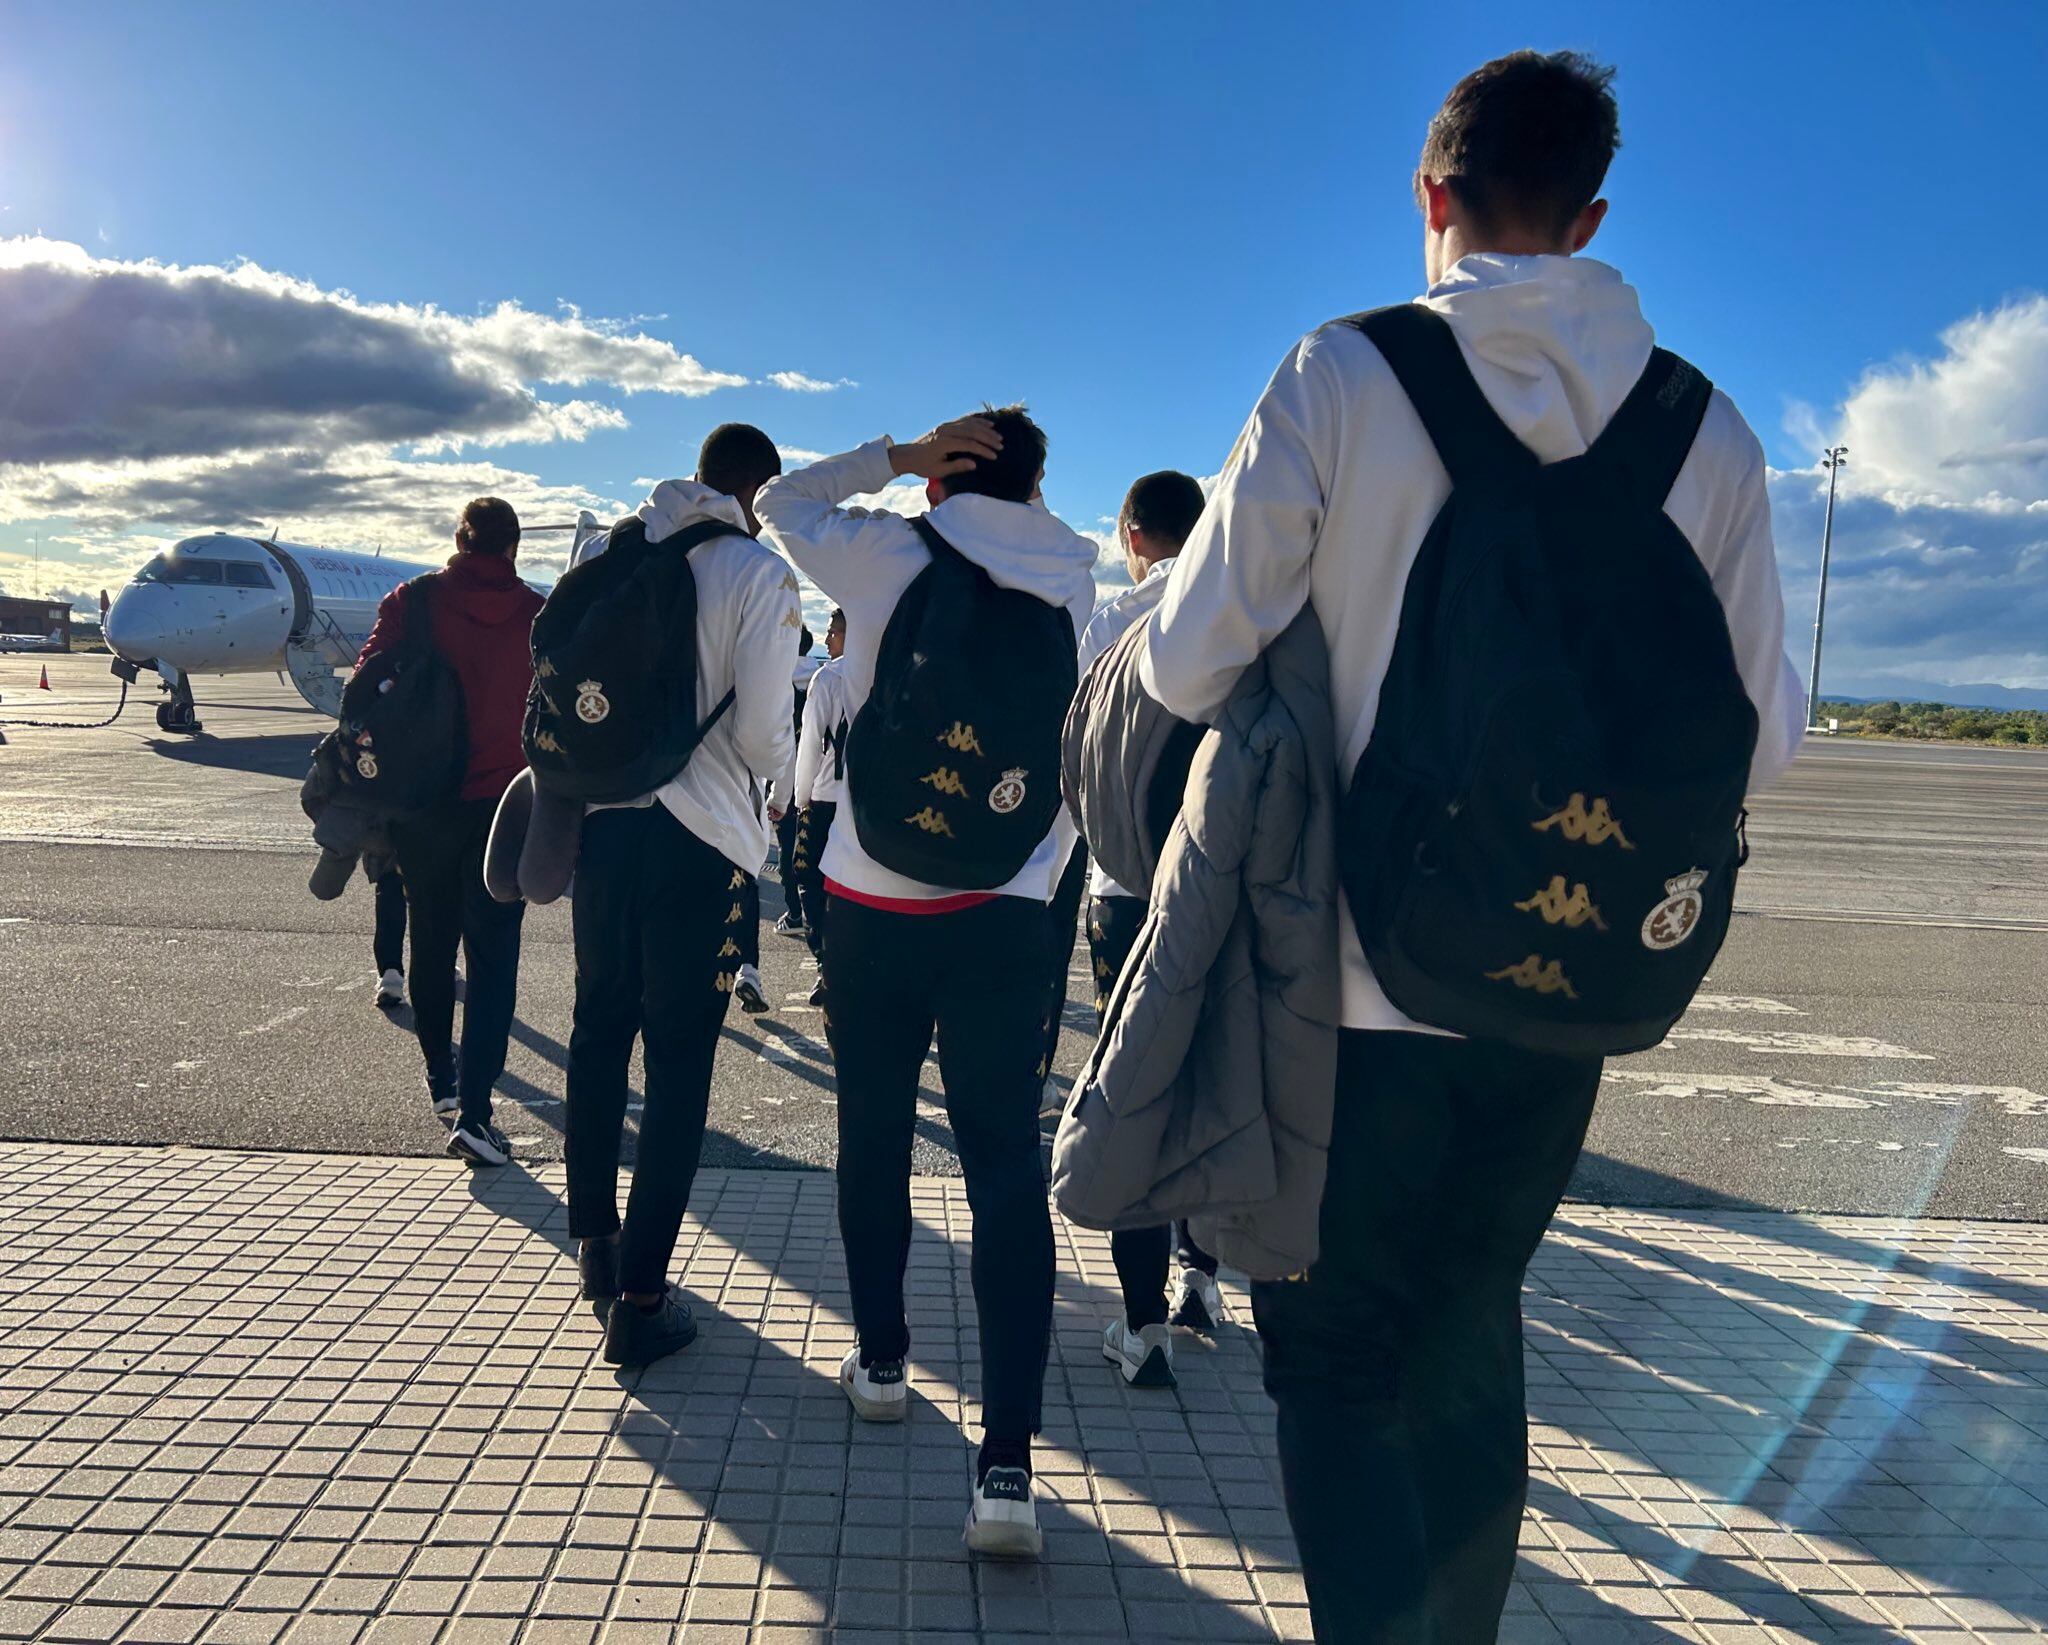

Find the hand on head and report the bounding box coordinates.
[887,416,1003,481]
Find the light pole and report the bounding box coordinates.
[1806,446,1848,732]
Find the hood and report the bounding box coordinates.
[925,493,1100,613]
[636,478,750,544]
[437,549,543,628]
[1419,254,1656,462]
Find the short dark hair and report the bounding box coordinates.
[1417,51,1619,242]
[698,422,782,499]
[828,607,846,627]
[941,404,1047,506]
[798,625,814,657]
[1118,471,1206,552]
[457,496,520,557]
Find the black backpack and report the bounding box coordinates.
[522,515,739,805]
[845,516,1079,889]
[1342,304,1758,1057]
[336,573,467,815]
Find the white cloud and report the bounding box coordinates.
[1774,296,2048,695]
[768,371,855,393]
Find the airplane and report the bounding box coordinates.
[102,519,598,734]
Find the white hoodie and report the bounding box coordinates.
[754,440,1100,905]
[793,654,851,809]
[572,479,800,875]
[1142,253,1805,1034]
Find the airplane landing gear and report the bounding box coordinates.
[155,676,202,735]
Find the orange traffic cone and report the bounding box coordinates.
[37,666,51,691]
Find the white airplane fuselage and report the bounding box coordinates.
[104,533,436,726]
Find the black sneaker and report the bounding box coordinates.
[578,1237,619,1302]
[807,977,826,1008]
[447,1118,510,1167]
[603,1287,697,1367]
[425,1064,458,1120]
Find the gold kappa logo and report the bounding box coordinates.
[575,680,611,725]
[938,722,985,756]
[531,728,565,755]
[988,768,1028,815]
[920,767,971,797]
[726,902,744,923]
[1486,954,1580,1000]
[905,806,956,837]
[728,868,748,891]
[1515,877,1608,930]
[1532,793,1635,850]
[1642,868,1708,951]
[718,938,741,959]
[535,657,557,679]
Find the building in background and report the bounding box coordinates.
[0,596,73,652]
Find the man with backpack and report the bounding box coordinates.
[555,423,799,1368]
[755,410,1097,1558]
[1141,52,1804,1640]
[355,497,542,1166]
[1075,470,1225,1388]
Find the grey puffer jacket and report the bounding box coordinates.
[1052,610,1341,1280]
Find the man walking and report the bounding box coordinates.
[357,497,541,1165]
[1076,471,1226,1388]
[790,606,848,1005]
[1141,53,1803,1640]
[564,423,799,1367]
[756,410,1096,1557]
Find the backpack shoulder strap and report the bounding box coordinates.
[664,518,748,555]
[909,515,961,567]
[1345,304,1537,490]
[401,572,438,666]
[1583,347,1714,511]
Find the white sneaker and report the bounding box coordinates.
[374,968,405,1008]
[965,1466,1041,1558]
[1102,1319,1176,1388]
[1171,1268,1225,1333]
[735,963,770,1015]
[840,1348,907,1422]
[773,912,808,940]
[1038,1074,1064,1119]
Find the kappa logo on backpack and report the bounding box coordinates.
[1339,304,1758,1057]
[336,572,467,816]
[845,517,1078,890]
[522,515,741,805]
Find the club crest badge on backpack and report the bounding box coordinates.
[575,680,610,725]
[988,768,1029,815]
[1641,869,1708,951]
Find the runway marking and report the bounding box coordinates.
[0,918,28,925]
[1685,993,1802,1016]
[171,1059,204,1072]
[1607,1071,2048,1117]
[1739,905,2048,934]
[1869,1083,2048,1117]
[1664,1027,1933,1059]
[237,1006,308,1037]
[1605,1071,1883,1108]
[2004,1148,2048,1166]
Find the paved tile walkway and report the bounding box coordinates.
[0,1147,2043,1643]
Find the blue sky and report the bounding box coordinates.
[3,0,2045,697]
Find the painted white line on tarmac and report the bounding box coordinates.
[1872,1083,2048,1117]
[2004,1147,2048,1166]
[1664,1027,1933,1059]
[1685,993,1803,1015]
[1738,904,2048,933]
[1605,1071,1884,1108]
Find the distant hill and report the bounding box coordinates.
[1829,682,2048,713]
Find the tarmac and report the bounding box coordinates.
[3,656,2046,1219]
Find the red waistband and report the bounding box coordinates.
[823,877,999,916]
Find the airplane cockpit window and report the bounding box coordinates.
[223,562,276,589]
[133,554,227,586]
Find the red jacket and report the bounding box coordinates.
[356,551,544,803]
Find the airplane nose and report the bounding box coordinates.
[103,589,166,661]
